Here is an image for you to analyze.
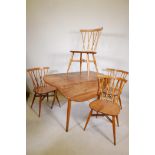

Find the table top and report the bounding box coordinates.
[44,71,99,101]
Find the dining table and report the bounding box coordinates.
[43,71,99,132]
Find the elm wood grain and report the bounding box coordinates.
[44,71,98,90]
[67,27,103,77]
[27,67,60,117]
[89,99,120,116]
[60,81,98,102]
[44,71,99,131]
[84,75,127,145]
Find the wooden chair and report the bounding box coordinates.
[27,67,60,117]
[84,75,127,145]
[104,68,129,109]
[67,27,103,77]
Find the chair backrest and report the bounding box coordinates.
[27,67,49,89]
[105,68,129,79]
[80,27,103,51]
[97,75,127,104]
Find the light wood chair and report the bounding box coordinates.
[104,68,129,109]
[84,75,127,145]
[67,27,103,77]
[27,67,60,117]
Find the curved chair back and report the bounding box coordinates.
[105,68,128,79]
[97,75,127,104]
[80,27,103,51]
[27,67,49,89]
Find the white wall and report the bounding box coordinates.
[27,0,129,97]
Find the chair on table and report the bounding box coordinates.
[84,75,127,145]
[67,27,103,77]
[27,67,60,117]
[104,68,129,109]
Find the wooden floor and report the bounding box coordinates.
[26,93,129,155]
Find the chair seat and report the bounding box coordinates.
[34,85,56,94]
[89,99,120,116]
[70,50,97,54]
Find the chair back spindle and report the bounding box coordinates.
[80,27,103,51]
[27,67,49,89]
[97,75,127,104]
[105,68,129,80]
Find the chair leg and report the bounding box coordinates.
[51,91,56,109]
[47,93,49,102]
[112,116,116,145]
[38,96,42,117]
[56,91,61,107]
[116,115,119,127]
[80,53,82,73]
[92,54,98,73]
[84,109,93,130]
[119,97,122,109]
[67,52,74,73]
[31,94,36,108]
[86,53,90,77]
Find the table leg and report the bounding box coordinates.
[66,99,71,132]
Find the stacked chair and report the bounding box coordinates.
[67,27,103,77]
